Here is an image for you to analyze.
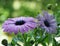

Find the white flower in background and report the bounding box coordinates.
[38,44,43,46]
[0,35,8,46]
[55,37,60,43]
[0,28,13,46]
[13,0,21,10]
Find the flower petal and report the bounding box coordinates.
[37,14,45,21]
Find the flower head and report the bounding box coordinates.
[37,11,57,34]
[2,17,37,34]
[0,31,13,46]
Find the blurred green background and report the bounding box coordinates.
[0,0,60,24]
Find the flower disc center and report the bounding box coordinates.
[2,39,8,46]
[15,20,25,25]
[44,20,50,27]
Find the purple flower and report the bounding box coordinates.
[37,11,57,34]
[2,17,37,34]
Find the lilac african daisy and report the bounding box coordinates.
[37,11,57,34]
[2,17,37,34]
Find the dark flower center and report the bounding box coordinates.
[15,20,25,25]
[44,20,50,27]
[2,39,8,46]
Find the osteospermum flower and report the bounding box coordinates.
[2,17,37,34]
[37,11,57,33]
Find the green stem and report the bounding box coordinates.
[24,42,32,46]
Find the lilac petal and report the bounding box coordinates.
[49,27,57,33]
[39,21,46,27]
[19,25,25,34]
[3,28,9,33]
[44,27,50,33]
[25,23,35,31]
[21,25,28,33]
[50,22,57,28]
[37,14,45,21]
[26,24,33,30]
[51,26,57,31]
[10,17,36,22]
[26,22,37,29]
[24,25,29,32]
[49,19,56,24]
[13,26,20,34]
[43,11,54,21]
[43,11,49,19]
[10,25,18,34]
[49,15,55,20]
[9,17,25,22]
[6,24,19,34]
[48,27,53,33]
[26,17,36,22]
[23,23,35,33]
[3,20,15,25]
[3,24,16,34]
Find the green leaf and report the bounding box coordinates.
[16,32,25,42]
[53,38,58,46]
